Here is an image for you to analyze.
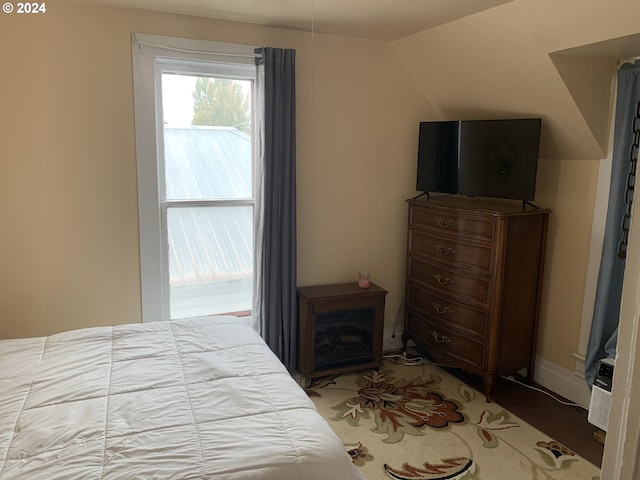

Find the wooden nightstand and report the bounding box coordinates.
[297,282,387,379]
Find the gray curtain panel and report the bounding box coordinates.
[252,47,298,372]
[585,60,640,388]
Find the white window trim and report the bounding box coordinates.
[132,33,258,323]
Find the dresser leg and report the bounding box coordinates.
[525,365,535,385]
[483,374,495,402]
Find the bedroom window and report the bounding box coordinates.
[132,35,258,322]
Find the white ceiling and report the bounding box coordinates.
[73,0,512,42]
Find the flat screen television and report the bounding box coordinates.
[416,118,542,202]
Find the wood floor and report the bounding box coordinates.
[443,366,605,468]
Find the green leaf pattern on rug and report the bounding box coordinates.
[475,409,520,448]
[458,383,476,403]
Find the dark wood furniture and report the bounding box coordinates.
[298,282,387,379]
[403,195,550,400]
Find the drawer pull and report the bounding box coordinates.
[436,218,458,229]
[429,350,452,363]
[433,273,455,286]
[432,302,453,315]
[435,244,457,256]
[430,330,452,344]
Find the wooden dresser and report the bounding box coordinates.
[403,195,550,400]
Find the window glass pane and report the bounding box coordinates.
[167,205,253,319]
[162,73,252,201]
[160,71,254,319]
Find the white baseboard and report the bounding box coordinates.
[533,356,592,410]
[572,351,587,377]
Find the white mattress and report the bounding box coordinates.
[0,316,366,480]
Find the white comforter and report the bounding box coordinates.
[0,316,366,479]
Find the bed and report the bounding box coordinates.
[0,316,366,480]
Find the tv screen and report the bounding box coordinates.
[416,118,542,201]
[458,119,541,201]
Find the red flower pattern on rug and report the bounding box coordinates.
[329,369,465,443]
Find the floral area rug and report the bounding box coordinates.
[305,359,601,480]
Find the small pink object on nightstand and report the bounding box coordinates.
[358,272,370,288]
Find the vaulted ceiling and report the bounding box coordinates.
[70,0,512,42]
[72,0,640,160]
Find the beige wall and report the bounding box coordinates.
[295,33,435,316]
[535,158,599,369]
[0,0,631,379]
[0,2,433,338]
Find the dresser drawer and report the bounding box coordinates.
[408,256,491,306]
[406,312,485,370]
[410,205,495,241]
[407,283,488,337]
[409,228,493,273]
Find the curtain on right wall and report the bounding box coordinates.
[585,60,640,388]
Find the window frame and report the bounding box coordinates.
[132,34,258,323]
